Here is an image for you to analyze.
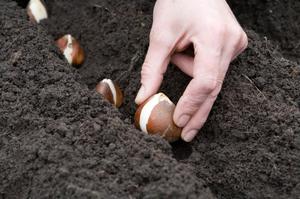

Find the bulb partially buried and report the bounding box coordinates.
[27,0,48,23]
[55,34,85,66]
[135,93,182,142]
[96,79,123,108]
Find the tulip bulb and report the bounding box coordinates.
[96,79,123,108]
[27,0,48,23]
[55,34,85,66]
[135,93,182,142]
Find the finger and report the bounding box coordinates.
[181,86,220,142]
[135,35,174,105]
[171,53,194,77]
[180,54,231,141]
[173,43,223,128]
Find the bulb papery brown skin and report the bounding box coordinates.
[95,79,123,108]
[55,34,85,66]
[27,0,48,23]
[134,93,182,142]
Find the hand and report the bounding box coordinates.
[135,0,248,142]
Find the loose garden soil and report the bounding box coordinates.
[0,0,299,198]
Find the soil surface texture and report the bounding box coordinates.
[0,0,299,198]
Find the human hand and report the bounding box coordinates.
[135,0,248,142]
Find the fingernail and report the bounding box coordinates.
[177,114,190,127]
[182,130,198,142]
[135,85,145,104]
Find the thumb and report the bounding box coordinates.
[135,36,174,104]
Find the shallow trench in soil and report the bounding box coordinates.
[1,0,300,198]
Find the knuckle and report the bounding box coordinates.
[209,83,222,98]
[142,61,165,75]
[230,26,243,37]
[141,62,163,82]
[229,27,248,50]
[240,32,248,50]
[180,96,203,113]
[149,30,173,49]
[141,63,152,80]
[198,78,219,93]
[141,62,151,75]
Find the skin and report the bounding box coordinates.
[135,0,248,142]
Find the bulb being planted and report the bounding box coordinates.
[96,79,123,108]
[27,0,48,23]
[55,34,85,66]
[135,93,182,142]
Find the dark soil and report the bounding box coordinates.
[0,0,299,198]
[228,0,300,63]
